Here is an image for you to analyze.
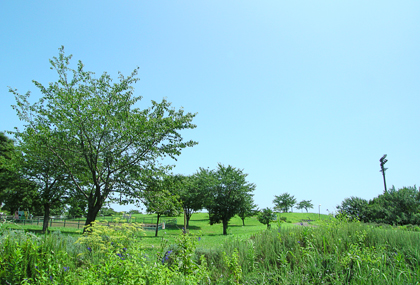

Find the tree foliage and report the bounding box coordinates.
[202,164,256,235]
[0,132,43,216]
[177,174,207,229]
[296,200,314,213]
[0,132,17,203]
[10,47,197,228]
[273,193,297,213]
[143,175,181,236]
[67,191,88,218]
[336,196,368,220]
[257,207,276,228]
[337,186,420,225]
[237,194,258,226]
[13,127,71,232]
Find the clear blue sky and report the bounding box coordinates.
[1,1,419,214]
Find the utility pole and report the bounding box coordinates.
[379,154,388,192]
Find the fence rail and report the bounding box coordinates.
[1,216,177,231]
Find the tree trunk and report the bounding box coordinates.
[42,204,50,233]
[222,219,228,235]
[155,214,160,237]
[186,213,191,229]
[242,218,245,226]
[84,194,103,232]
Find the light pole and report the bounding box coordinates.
[379,154,388,193]
[319,204,321,219]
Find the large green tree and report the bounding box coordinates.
[10,47,197,228]
[273,193,297,213]
[203,164,256,235]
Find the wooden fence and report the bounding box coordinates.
[1,216,177,231]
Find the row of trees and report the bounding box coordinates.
[337,186,420,225]
[255,194,314,229]
[142,163,257,236]
[273,193,313,213]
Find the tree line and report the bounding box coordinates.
[337,186,420,225]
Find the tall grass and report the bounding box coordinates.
[0,216,419,284]
[196,218,420,284]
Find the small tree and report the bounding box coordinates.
[10,127,72,232]
[143,176,181,237]
[237,195,258,226]
[273,193,297,213]
[177,174,206,229]
[296,200,314,213]
[203,164,256,235]
[258,208,276,228]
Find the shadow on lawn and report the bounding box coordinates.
[163,225,202,230]
[18,228,81,236]
[228,224,258,227]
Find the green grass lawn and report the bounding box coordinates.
[2,211,330,250]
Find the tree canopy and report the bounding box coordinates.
[273,193,297,213]
[237,194,258,226]
[296,200,314,213]
[337,185,420,225]
[9,47,197,227]
[177,174,207,229]
[0,132,42,216]
[257,207,276,228]
[143,175,181,236]
[202,164,256,235]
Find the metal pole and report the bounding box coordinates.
[319,204,321,219]
[379,154,388,192]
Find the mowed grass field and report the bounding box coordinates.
[3,211,331,250]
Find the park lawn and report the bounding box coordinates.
[2,211,328,251]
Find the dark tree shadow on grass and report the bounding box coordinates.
[17,228,81,237]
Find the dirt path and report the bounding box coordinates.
[293,222,316,227]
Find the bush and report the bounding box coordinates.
[128,209,142,215]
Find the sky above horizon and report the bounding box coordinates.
[1,1,419,214]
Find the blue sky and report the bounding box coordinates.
[1,1,419,214]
